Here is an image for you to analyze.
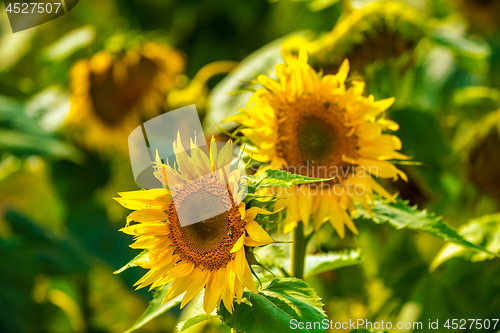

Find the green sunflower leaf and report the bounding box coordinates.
[218,277,327,333]
[430,213,500,271]
[125,284,182,333]
[113,250,148,274]
[304,248,363,278]
[177,314,218,332]
[254,244,287,268]
[354,197,496,256]
[246,169,333,191]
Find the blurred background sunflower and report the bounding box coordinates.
[66,42,185,154]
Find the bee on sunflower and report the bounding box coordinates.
[67,42,185,153]
[114,135,274,314]
[226,50,409,237]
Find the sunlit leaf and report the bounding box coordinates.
[307,0,341,12]
[430,214,500,271]
[113,250,148,274]
[44,26,95,61]
[177,314,218,332]
[453,86,500,110]
[0,28,36,72]
[354,197,495,255]
[271,0,341,12]
[204,36,285,132]
[304,248,362,278]
[218,277,327,333]
[246,169,333,191]
[254,244,287,268]
[431,25,490,75]
[126,284,182,333]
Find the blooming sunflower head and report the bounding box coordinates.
[226,50,409,237]
[115,136,273,314]
[67,42,185,153]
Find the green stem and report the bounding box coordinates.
[290,221,307,279]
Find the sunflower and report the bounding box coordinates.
[115,136,273,314]
[226,50,409,236]
[67,42,185,153]
[297,2,426,73]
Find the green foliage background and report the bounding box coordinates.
[1,0,500,332]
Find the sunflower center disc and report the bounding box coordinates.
[297,116,337,163]
[90,56,159,127]
[178,191,229,246]
[276,97,358,179]
[167,177,246,270]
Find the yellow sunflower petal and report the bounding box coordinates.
[203,267,226,314]
[163,275,195,305]
[180,268,210,308]
[245,221,274,244]
[113,197,168,211]
[230,234,245,253]
[328,197,346,238]
[234,278,245,304]
[337,59,350,84]
[126,209,168,225]
[243,206,272,222]
[168,261,194,279]
[297,187,313,226]
[118,189,169,200]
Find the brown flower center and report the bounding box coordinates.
[90,56,160,127]
[276,97,358,179]
[167,175,246,270]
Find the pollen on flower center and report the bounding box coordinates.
[167,175,246,270]
[276,97,358,179]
